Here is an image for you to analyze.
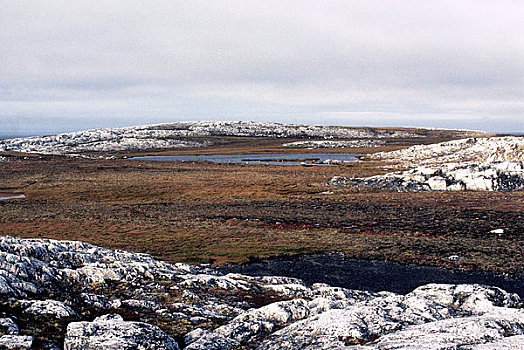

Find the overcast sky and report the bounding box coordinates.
[1,0,523,135]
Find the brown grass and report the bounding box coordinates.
[0,136,522,274]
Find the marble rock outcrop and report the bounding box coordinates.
[64,314,179,350]
[0,236,522,349]
[369,137,524,165]
[331,161,524,191]
[0,121,472,155]
[332,137,524,191]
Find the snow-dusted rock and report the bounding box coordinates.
[64,314,179,350]
[0,335,34,349]
[19,299,77,318]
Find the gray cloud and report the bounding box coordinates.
[1,0,523,134]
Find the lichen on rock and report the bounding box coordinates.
[0,236,522,349]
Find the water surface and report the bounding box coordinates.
[0,194,26,201]
[131,153,360,165]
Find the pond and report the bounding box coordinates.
[130,153,361,165]
[0,194,26,201]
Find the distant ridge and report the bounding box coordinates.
[0,121,488,155]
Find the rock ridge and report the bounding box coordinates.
[0,121,482,155]
[331,137,524,191]
[0,236,522,349]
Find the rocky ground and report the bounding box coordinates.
[281,140,385,148]
[0,121,484,155]
[0,236,523,350]
[369,137,524,165]
[332,137,524,191]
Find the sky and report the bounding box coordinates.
[1,0,523,136]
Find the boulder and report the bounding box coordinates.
[215,299,311,343]
[409,283,521,313]
[258,293,454,349]
[20,299,77,318]
[183,328,241,350]
[427,176,447,190]
[371,310,524,349]
[0,335,33,349]
[63,314,179,350]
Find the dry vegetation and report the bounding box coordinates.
[1,135,523,275]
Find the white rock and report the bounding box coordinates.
[0,121,422,155]
[427,176,447,190]
[258,307,400,349]
[0,236,522,350]
[281,140,385,148]
[20,299,77,318]
[468,334,524,349]
[333,160,524,191]
[371,310,524,349]
[258,291,470,349]
[370,137,524,164]
[409,283,521,313]
[183,328,241,350]
[490,228,505,234]
[215,299,311,343]
[0,236,203,298]
[245,275,306,286]
[121,299,161,312]
[0,335,33,349]
[0,318,19,335]
[64,314,179,350]
[262,283,312,297]
[177,274,255,290]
